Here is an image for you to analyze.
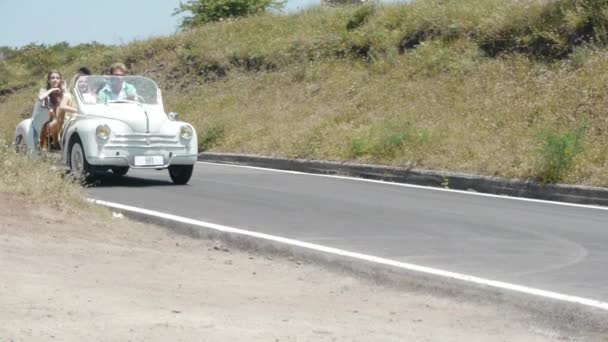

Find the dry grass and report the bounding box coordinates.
[161,49,608,186]
[0,140,97,211]
[2,0,608,188]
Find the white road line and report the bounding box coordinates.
[93,198,608,311]
[197,161,608,212]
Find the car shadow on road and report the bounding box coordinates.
[88,174,175,188]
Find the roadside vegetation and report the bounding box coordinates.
[0,141,90,210]
[2,0,608,188]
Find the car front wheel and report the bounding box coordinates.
[168,165,193,185]
[69,139,91,180]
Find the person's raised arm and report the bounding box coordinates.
[38,87,60,101]
[59,93,78,114]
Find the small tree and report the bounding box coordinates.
[174,0,284,29]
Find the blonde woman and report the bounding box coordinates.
[60,69,91,117]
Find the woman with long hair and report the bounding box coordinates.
[38,70,63,106]
[38,70,64,150]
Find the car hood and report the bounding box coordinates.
[80,104,168,133]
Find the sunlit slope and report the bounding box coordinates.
[2,0,608,185]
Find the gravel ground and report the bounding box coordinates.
[0,194,593,341]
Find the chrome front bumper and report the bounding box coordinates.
[88,133,196,168]
[88,153,198,168]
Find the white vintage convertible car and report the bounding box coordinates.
[13,75,198,184]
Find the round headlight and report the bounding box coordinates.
[96,124,111,140]
[180,125,193,140]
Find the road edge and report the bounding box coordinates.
[198,152,608,207]
[94,199,608,337]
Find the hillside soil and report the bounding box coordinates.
[0,194,585,341]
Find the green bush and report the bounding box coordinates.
[372,130,410,159]
[536,127,585,183]
[174,0,284,28]
[199,124,226,151]
[346,5,375,31]
[350,135,371,158]
[348,123,413,160]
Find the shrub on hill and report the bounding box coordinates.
[174,0,285,28]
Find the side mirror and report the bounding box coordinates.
[168,112,179,121]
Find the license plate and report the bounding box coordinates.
[134,155,164,166]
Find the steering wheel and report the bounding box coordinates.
[135,95,146,103]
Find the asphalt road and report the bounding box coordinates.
[89,162,608,302]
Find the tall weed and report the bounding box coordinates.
[536,126,585,183]
[199,125,226,151]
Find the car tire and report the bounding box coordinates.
[111,167,129,177]
[68,138,92,181]
[169,165,193,185]
[13,135,25,154]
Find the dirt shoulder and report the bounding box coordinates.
[0,194,592,341]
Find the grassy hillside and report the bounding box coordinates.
[2,0,608,186]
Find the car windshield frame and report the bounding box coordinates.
[75,75,161,106]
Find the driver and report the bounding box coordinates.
[97,63,137,103]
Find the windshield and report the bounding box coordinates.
[76,76,159,105]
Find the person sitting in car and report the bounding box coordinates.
[97,62,137,103]
[58,68,94,140]
[37,70,65,150]
[77,77,97,103]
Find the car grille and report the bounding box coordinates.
[105,133,183,149]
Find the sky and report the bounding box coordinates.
[0,0,321,48]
